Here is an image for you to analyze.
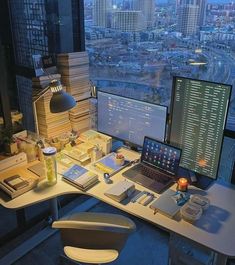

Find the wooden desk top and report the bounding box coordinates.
[0,147,235,258]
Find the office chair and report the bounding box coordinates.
[52,212,136,264]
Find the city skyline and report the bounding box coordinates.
[85,0,235,132]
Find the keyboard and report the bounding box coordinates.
[135,164,173,185]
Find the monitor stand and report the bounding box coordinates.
[188,171,214,190]
[123,141,142,152]
[112,140,141,153]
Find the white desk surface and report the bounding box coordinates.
[0,147,235,258]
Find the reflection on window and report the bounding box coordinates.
[218,137,235,182]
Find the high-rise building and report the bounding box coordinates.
[177,0,206,36]
[132,0,155,29]
[198,0,207,26]
[93,0,112,28]
[111,11,146,32]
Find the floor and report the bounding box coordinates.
[1,195,169,265]
[1,194,235,265]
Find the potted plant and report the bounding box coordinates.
[114,153,125,165]
[0,126,18,155]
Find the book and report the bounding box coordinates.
[92,152,130,176]
[62,164,98,191]
[104,180,135,202]
[150,189,181,218]
[0,174,39,199]
[57,51,88,59]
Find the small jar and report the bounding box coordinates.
[43,147,57,185]
[91,145,103,162]
[25,143,37,162]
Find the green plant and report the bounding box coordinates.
[0,126,15,145]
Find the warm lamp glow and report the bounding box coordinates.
[198,159,207,168]
[177,178,188,191]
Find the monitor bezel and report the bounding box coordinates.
[168,75,232,180]
[97,90,168,148]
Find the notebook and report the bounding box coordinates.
[92,152,130,176]
[150,189,181,218]
[62,164,99,191]
[122,136,182,194]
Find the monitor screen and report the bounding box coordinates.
[169,76,231,179]
[97,91,167,147]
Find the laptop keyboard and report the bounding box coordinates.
[135,164,173,185]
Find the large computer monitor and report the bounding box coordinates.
[97,91,167,148]
[169,76,231,188]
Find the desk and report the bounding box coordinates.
[0,147,235,265]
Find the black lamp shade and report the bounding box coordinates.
[50,90,76,113]
[48,79,76,113]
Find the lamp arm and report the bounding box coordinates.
[33,85,50,103]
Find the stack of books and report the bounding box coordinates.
[57,51,93,133]
[69,99,92,133]
[62,164,99,191]
[32,74,61,100]
[57,51,91,102]
[33,75,72,138]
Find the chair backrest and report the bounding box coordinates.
[52,212,136,251]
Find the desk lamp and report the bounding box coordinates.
[33,79,76,134]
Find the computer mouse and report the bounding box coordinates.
[104,173,112,184]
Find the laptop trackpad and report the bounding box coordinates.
[133,174,155,186]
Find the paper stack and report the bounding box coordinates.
[68,99,92,133]
[57,51,91,102]
[33,75,72,138]
[32,74,61,99]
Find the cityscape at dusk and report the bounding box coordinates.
[0,2,235,264]
[84,0,235,132]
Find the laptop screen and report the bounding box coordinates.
[141,137,181,175]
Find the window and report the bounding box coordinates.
[84,0,235,181]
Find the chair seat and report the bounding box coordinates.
[64,246,119,264]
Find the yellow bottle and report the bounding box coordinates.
[43,147,57,185]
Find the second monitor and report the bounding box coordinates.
[97,91,167,148]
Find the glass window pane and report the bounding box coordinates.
[218,136,235,182]
[84,0,235,183]
[84,0,235,132]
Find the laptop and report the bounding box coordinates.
[123,136,182,194]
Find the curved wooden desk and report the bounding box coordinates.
[0,148,235,265]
